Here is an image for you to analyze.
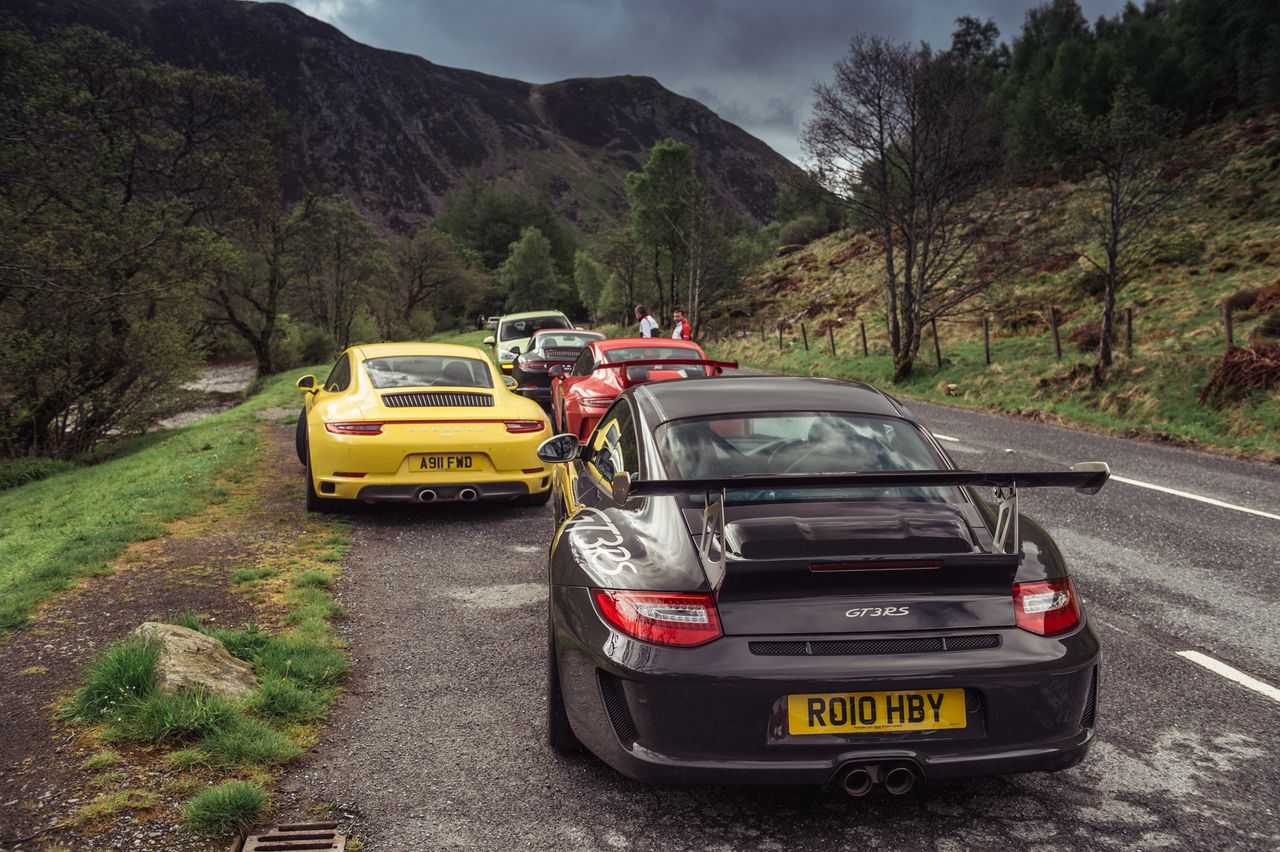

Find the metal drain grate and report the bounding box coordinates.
[234,822,347,851]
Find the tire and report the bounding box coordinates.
[516,489,552,507]
[304,452,342,514]
[547,625,582,754]
[294,409,307,465]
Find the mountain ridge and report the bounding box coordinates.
[7,0,801,231]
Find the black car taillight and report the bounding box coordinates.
[592,590,722,647]
[1013,577,1081,636]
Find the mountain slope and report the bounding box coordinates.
[7,0,800,232]
[704,111,1280,459]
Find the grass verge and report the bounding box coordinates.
[0,367,325,637]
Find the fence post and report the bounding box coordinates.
[982,315,991,366]
[778,326,783,351]
[1223,303,1235,350]
[828,326,837,355]
[760,322,765,342]
[800,323,810,351]
[1125,307,1133,357]
[931,319,942,368]
[860,321,868,356]
[1049,306,1062,361]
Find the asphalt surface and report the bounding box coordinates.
[278,402,1280,851]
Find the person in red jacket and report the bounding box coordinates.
[671,308,692,340]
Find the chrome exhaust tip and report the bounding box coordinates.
[418,489,437,503]
[840,767,874,797]
[458,487,479,502]
[884,765,916,796]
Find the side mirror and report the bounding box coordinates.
[502,375,518,389]
[610,472,631,505]
[295,375,317,391]
[537,433,580,464]
[548,364,566,378]
[510,345,521,355]
[483,335,495,346]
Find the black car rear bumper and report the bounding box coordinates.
[553,585,1100,786]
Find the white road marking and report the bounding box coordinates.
[926,429,1276,520]
[1176,651,1280,704]
[1110,475,1280,521]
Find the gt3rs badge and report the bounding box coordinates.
[845,606,910,618]
[567,508,638,575]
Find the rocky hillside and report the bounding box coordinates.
[706,111,1280,459]
[8,0,801,231]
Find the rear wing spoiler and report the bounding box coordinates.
[606,463,1109,561]
[595,358,739,388]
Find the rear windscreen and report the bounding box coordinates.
[532,331,602,350]
[500,315,570,341]
[363,356,493,389]
[653,412,953,503]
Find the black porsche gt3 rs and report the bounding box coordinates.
[537,375,1110,796]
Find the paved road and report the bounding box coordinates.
[278,406,1279,851]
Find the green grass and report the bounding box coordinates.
[114,689,238,743]
[291,570,333,589]
[61,636,159,722]
[230,566,277,584]
[181,780,268,837]
[74,789,158,825]
[201,715,302,767]
[0,457,77,492]
[0,367,326,636]
[164,747,211,770]
[244,676,331,723]
[80,749,121,771]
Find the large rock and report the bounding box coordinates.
[133,622,258,701]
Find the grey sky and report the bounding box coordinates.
[279,0,1128,163]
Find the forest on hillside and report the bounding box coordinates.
[1,0,1278,458]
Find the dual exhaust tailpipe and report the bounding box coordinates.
[417,487,479,503]
[837,763,920,797]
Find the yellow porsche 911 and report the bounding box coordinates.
[294,342,552,512]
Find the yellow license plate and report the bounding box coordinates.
[787,688,966,734]
[414,454,478,471]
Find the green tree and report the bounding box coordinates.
[434,181,577,278]
[498,227,563,312]
[204,197,316,376]
[572,251,606,322]
[0,27,276,457]
[287,196,394,349]
[626,139,700,317]
[381,227,489,338]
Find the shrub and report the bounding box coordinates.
[1151,232,1206,266]
[62,637,158,722]
[1067,323,1102,352]
[182,780,268,837]
[778,216,826,247]
[0,458,76,492]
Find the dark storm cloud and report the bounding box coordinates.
[282,0,1127,162]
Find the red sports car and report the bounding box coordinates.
[550,337,736,438]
